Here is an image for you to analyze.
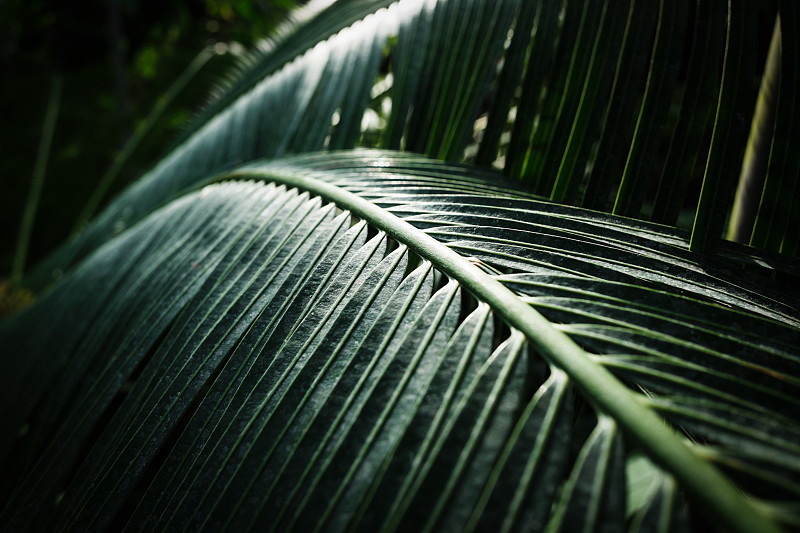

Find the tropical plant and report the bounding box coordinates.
[2,0,799,532]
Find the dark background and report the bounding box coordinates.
[0,0,299,283]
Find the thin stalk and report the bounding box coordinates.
[223,165,783,533]
[71,47,216,235]
[11,74,63,284]
[728,15,781,243]
[690,0,756,254]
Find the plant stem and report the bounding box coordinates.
[11,74,62,284]
[70,47,216,236]
[728,15,781,243]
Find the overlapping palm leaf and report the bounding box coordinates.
[32,0,799,288]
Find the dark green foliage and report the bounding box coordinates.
[2,1,799,532]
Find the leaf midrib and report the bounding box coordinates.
[217,166,782,533]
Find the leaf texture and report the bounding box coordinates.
[2,152,799,532]
[3,0,800,531]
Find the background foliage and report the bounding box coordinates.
[0,0,299,282]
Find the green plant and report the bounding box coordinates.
[1,0,799,532]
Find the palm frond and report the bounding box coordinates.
[3,0,800,531]
[3,152,799,531]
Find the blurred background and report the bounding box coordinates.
[0,0,300,285]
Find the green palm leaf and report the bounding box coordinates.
[3,153,798,531]
[3,0,800,532]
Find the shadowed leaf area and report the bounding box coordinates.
[1,1,799,532]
